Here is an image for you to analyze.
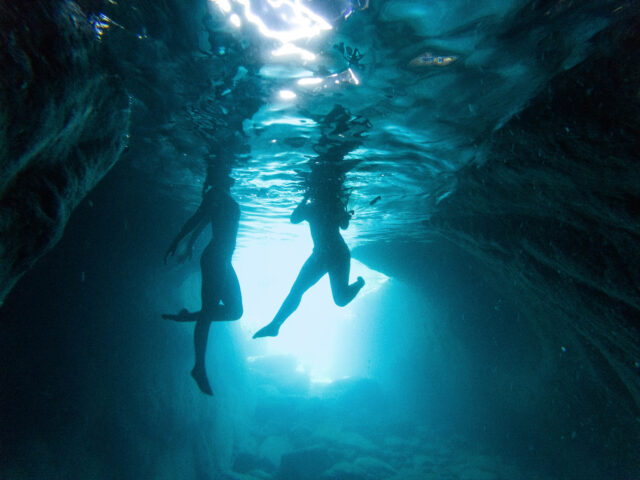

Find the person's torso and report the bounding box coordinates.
[305,203,347,253]
[203,190,239,257]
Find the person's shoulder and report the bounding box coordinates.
[201,189,217,209]
[203,188,216,201]
[299,202,313,216]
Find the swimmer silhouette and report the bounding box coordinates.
[163,164,242,395]
[253,179,364,339]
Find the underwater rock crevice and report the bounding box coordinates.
[429,10,640,409]
[0,0,130,304]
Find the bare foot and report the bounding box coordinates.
[253,322,281,339]
[162,308,195,322]
[191,366,213,396]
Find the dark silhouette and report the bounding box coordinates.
[163,165,242,395]
[253,178,364,339]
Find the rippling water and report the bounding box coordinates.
[114,0,617,245]
[202,0,613,246]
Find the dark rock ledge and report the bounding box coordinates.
[0,0,130,304]
[429,9,640,408]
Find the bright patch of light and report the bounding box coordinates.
[297,77,323,86]
[208,0,331,61]
[259,114,314,127]
[259,65,314,79]
[272,43,316,61]
[234,0,331,43]
[210,0,232,13]
[229,13,242,27]
[234,230,389,382]
[311,376,334,385]
[278,89,297,100]
[348,68,360,85]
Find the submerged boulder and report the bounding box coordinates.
[0,0,130,304]
[232,451,275,476]
[257,435,293,471]
[321,456,396,480]
[321,461,366,480]
[279,447,341,480]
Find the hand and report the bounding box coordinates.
[164,241,178,265]
[175,244,194,264]
[340,210,352,230]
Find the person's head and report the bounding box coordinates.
[305,162,348,207]
[204,157,235,196]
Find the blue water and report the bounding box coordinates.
[1,1,638,479]
[189,0,613,245]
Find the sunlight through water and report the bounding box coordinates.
[234,230,388,383]
[210,0,332,56]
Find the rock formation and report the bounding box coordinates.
[0,1,130,304]
[429,9,640,406]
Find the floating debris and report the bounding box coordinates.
[89,12,124,40]
[297,68,360,94]
[410,52,458,67]
[334,42,366,69]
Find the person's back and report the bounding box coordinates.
[294,197,349,252]
[306,203,348,250]
[203,188,240,259]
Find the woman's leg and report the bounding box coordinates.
[191,249,225,396]
[192,318,213,395]
[192,261,242,395]
[328,246,364,307]
[253,253,326,338]
[213,264,243,322]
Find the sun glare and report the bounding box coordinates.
[210,0,331,42]
[209,0,331,62]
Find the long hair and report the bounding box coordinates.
[303,160,350,212]
[203,156,234,196]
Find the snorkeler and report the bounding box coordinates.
[253,179,365,339]
[163,163,242,395]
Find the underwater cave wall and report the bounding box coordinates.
[0,3,263,473]
[354,240,578,475]
[0,0,130,305]
[0,163,254,478]
[424,8,640,472]
[0,0,251,306]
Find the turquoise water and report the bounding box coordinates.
[139,0,615,245]
[1,1,638,479]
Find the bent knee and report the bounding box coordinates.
[332,294,349,308]
[229,304,243,321]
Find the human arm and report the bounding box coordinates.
[164,206,206,264]
[177,220,207,262]
[290,193,310,224]
[339,208,354,230]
